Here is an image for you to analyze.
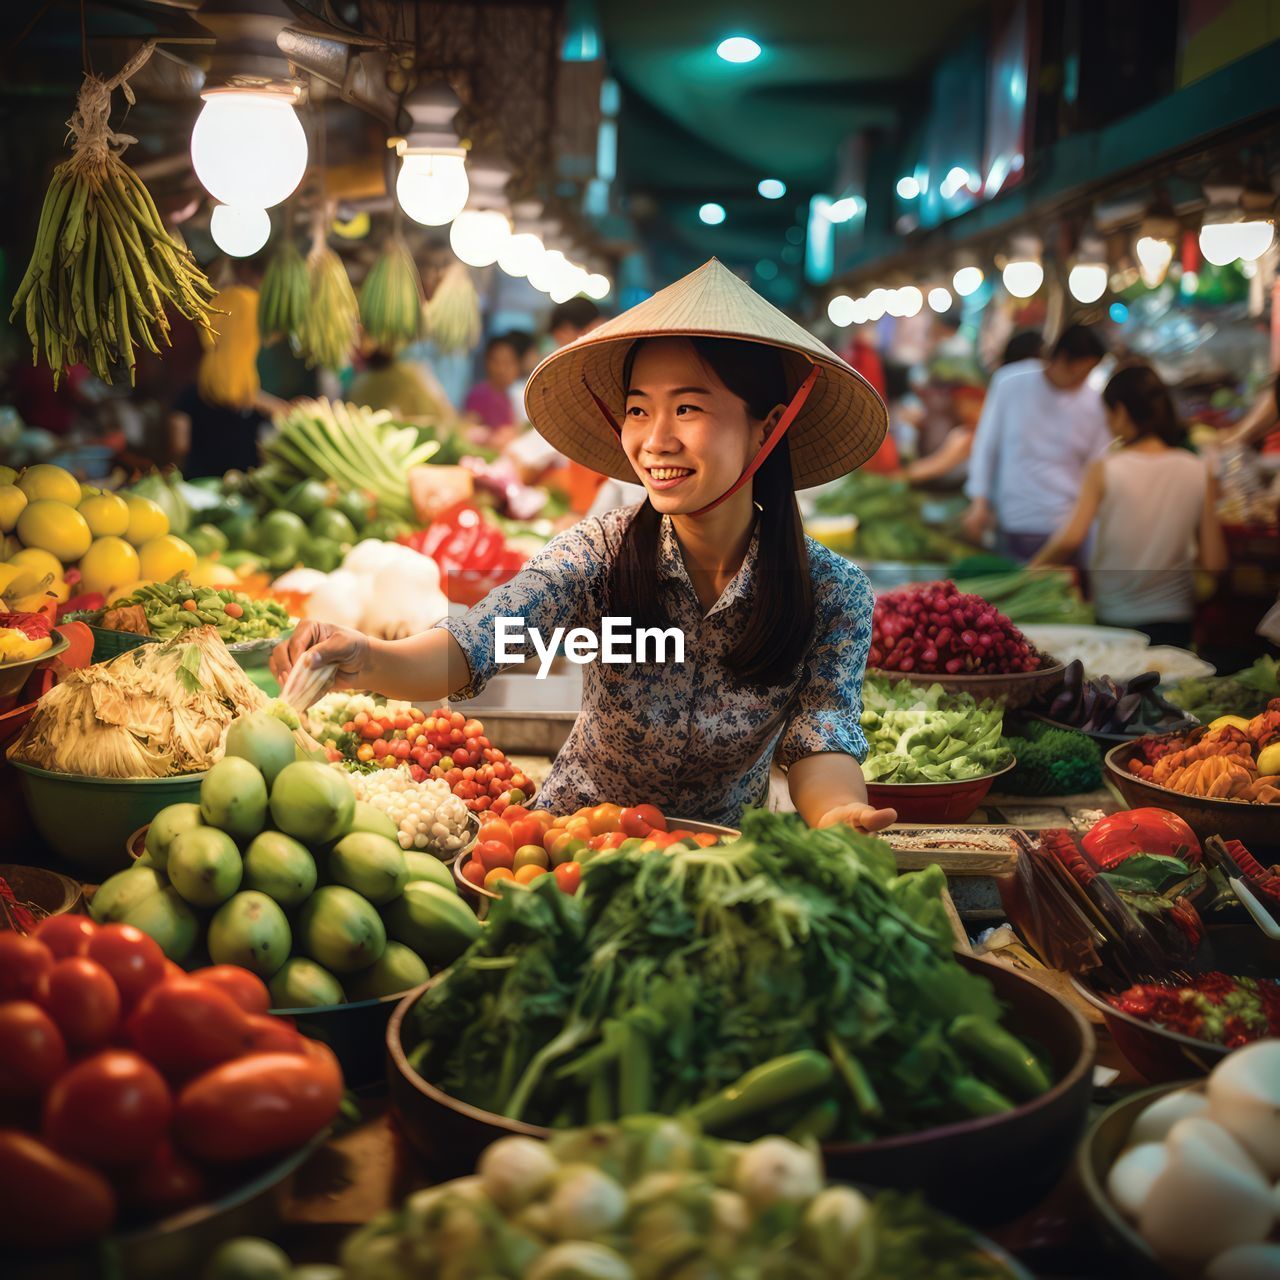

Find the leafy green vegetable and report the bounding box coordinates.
[861,677,1012,782]
[407,810,1048,1140]
[1164,656,1279,723]
[999,721,1101,795]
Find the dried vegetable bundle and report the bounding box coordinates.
[358,235,422,352]
[423,260,481,353]
[299,222,358,371]
[258,236,309,342]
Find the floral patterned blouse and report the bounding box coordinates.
[438,506,873,825]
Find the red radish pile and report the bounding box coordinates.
[870,581,1042,675]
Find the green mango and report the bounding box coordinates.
[344,942,428,1001]
[401,850,455,894]
[349,801,399,844]
[243,831,317,908]
[308,508,356,546]
[208,891,292,979]
[144,802,204,870]
[167,827,243,907]
[298,886,386,974]
[269,957,345,1009]
[254,509,308,572]
[329,832,408,905]
[200,757,268,840]
[284,478,330,521]
[333,489,373,531]
[184,523,230,557]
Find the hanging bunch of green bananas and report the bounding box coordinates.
[298,240,358,371]
[258,236,309,343]
[359,235,422,353]
[423,261,482,354]
[10,73,218,387]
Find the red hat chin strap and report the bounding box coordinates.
[582,362,821,518]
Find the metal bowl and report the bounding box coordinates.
[1077,1083,1193,1280]
[0,863,85,925]
[865,759,1017,824]
[9,1128,329,1280]
[387,954,1095,1225]
[453,817,739,902]
[868,660,1067,711]
[1104,735,1280,854]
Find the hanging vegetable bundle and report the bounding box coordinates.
[358,235,422,352]
[423,261,481,353]
[9,46,218,387]
[298,222,358,371]
[258,236,309,342]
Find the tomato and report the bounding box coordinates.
[242,1014,307,1056]
[38,957,120,1050]
[188,965,271,1016]
[116,1138,206,1215]
[514,864,547,885]
[693,832,720,848]
[564,816,593,843]
[514,844,549,870]
[477,820,513,850]
[554,863,582,895]
[544,830,582,864]
[503,805,531,825]
[633,803,667,833]
[86,924,166,1012]
[0,1002,67,1100]
[618,807,654,838]
[0,932,54,1002]
[460,858,487,888]
[163,960,186,983]
[509,817,545,850]
[588,803,622,835]
[476,840,515,872]
[127,979,253,1080]
[44,1050,171,1168]
[0,1130,116,1244]
[484,867,515,890]
[173,1046,342,1164]
[33,913,97,960]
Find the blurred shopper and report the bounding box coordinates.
[962,324,1111,558]
[1029,365,1226,646]
[549,297,601,348]
[349,348,447,419]
[1226,373,1280,449]
[905,383,984,489]
[464,335,521,441]
[503,328,538,423]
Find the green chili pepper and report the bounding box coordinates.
[686,1050,833,1133]
[948,1015,1051,1100]
[618,1021,653,1116]
[827,1035,882,1118]
[949,1075,1015,1117]
[785,1097,840,1142]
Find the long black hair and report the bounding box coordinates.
[1103,364,1186,447]
[605,336,814,686]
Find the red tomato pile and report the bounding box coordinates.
[0,915,343,1248]
[327,704,535,814]
[460,802,721,894]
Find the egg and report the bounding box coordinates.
[1138,1127,1276,1265]
[1107,1143,1168,1218]
[1129,1088,1209,1146]
[1208,1041,1280,1178]
[1206,1243,1280,1280]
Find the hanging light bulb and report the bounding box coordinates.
[497,231,545,278]
[1134,196,1178,288]
[529,249,567,294]
[209,204,270,257]
[897,285,923,317]
[928,286,953,313]
[1199,209,1275,265]
[584,273,612,300]
[1068,235,1108,304]
[1002,235,1043,298]
[952,265,984,297]
[449,209,511,268]
[863,288,889,321]
[827,295,856,327]
[397,152,470,226]
[191,88,308,210]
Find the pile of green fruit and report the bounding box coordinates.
[90,709,480,1009]
[93,576,291,643]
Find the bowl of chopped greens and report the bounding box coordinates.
[866,760,1017,824]
[387,810,1095,1225]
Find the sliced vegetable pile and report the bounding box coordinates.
[871,581,1045,676]
[328,1122,1014,1280]
[0,917,342,1247]
[1106,973,1280,1048]
[90,708,479,1006]
[408,810,1054,1138]
[1126,703,1280,804]
[860,677,1012,782]
[309,694,535,813]
[1104,1041,1280,1273]
[80,574,290,643]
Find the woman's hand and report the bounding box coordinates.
[816,802,897,834]
[269,621,371,691]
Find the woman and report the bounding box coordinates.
[463,335,520,442]
[273,261,893,831]
[1029,364,1227,646]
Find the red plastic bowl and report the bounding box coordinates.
[866,759,1016,824]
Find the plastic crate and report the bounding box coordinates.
[88,625,157,663]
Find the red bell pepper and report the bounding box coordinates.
[1081,808,1202,870]
[402,501,524,606]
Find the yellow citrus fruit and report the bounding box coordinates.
[123,494,169,546]
[109,578,152,603]
[17,464,81,506]
[15,500,93,563]
[0,466,17,486]
[78,492,130,538]
[190,559,240,588]
[0,484,27,533]
[6,546,63,584]
[79,536,141,599]
[138,534,197,582]
[79,483,102,500]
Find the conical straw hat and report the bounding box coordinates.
[523,259,888,489]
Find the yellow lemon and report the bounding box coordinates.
[123,494,169,546]
[6,545,63,584]
[78,491,130,538]
[190,559,240,588]
[79,483,102,500]
[1208,715,1253,734]
[138,534,197,582]
[0,562,41,598]
[1258,742,1280,776]
[16,500,93,563]
[17,463,81,506]
[79,536,141,599]
[0,465,17,486]
[0,484,27,533]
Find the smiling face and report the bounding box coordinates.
[621,337,779,514]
